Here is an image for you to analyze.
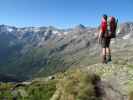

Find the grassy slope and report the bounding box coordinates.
[0,62,133,100]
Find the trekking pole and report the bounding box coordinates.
[115,19,119,47]
[97,37,101,56]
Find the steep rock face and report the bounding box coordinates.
[119,22,133,34]
[117,22,133,39]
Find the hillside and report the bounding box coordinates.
[0,62,133,100]
[0,22,133,80]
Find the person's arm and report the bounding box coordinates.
[97,29,102,44]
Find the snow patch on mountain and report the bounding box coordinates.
[7,27,14,32]
[33,27,40,32]
[52,30,59,35]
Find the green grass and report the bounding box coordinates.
[127,64,133,69]
[23,80,56,100]
[0,68,102,100]
[0,80,57,100]
[53,69,101,100]
[0,83,14,100]
[128,91,133,100]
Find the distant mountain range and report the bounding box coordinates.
[0,22,133,81]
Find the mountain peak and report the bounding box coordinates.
[75,24,86,29]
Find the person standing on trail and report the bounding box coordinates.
[98,14,117,64]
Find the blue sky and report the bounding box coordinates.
[0,0,133,28]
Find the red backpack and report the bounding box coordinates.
[101,16,118,38]
[101,17,108,38]
[109,16,117,38]
[101,17,107,33]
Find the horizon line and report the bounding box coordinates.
[0,20,132,29]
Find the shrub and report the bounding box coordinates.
[55,69,101,100]
[128,91,133,100]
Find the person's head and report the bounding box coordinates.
[102,14,107,21]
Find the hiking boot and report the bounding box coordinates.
[102,55,107,64]
[107,55,112,62]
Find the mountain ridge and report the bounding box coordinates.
[0,22,133,80]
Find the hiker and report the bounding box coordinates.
[98,14,117,64]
